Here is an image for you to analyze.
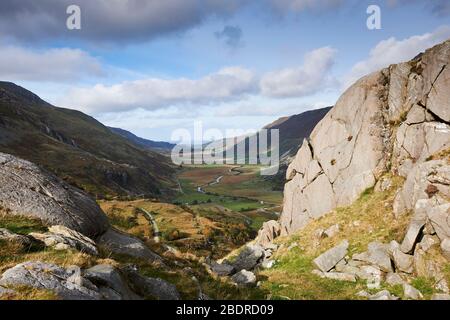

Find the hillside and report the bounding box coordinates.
[0,82,175,199]
[108,127,175,152]
[264,106,332,159]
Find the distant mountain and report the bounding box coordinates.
[264,106,332,159]
[0,81,175,199]
[108,127,174,152]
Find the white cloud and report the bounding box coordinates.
[344,26,450,89]
[58,67,257,113]
[0,44,103,82]
[260,46,337,98]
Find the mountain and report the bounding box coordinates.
[108,127,175,152]
[264,106,332,159]
[0,81,175,199]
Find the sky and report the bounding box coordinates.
[0,0,449,142]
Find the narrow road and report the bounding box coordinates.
[137,207,161,243]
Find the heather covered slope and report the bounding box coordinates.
[0,82,175,198]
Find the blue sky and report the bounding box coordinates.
[0,0,449,141]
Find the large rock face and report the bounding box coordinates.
[280,40,450,235]
[0,152,109,237]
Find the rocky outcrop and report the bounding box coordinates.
[280,40,450,235]
[0,261,180,300]
[0,261,101,300]
[0,153,109,238]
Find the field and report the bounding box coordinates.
[175,165,283,209]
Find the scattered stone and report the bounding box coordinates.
[232,244,265,272]
[385,273,405,286]
[30,225,98,256]
[231,270,257,286]
[403,283,423,300]
[313,240,349,272]
[0,261,101,300]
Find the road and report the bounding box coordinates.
[137,207,161,243]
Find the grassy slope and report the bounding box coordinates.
[0,212,267,300]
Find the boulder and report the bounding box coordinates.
[391,248,414,273]
[231,270,257,286]
[0,153,109,237]
[352,242,393,272]
[256,220,281,247]
[0,261,101,300]
[403,283,423,300]
[30,225,98,256]
[83,264,140,300]
[122,265,180,300]
[313,240,349,272]
[232,244,265,272]
[209,261,235,277]
[400,219,426,254]
[96,228,162,263]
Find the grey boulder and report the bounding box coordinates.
[313,240,349,272]
[0,152,109,238]
[231,270,257,286]
[232,244,265,272]
[97,228,162,263]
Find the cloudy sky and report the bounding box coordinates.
[1,0,449,141]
